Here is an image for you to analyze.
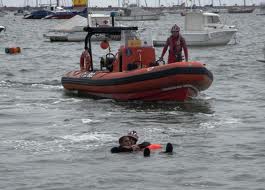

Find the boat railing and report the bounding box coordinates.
[83,26,138,71]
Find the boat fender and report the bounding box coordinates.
[100,40,109,49]
[80,50,91,71]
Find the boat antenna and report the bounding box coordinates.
[86,0,91,27]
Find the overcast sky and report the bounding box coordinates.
[2,0,263,7]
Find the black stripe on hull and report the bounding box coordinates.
[62,67,213,86]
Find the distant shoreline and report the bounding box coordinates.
[0,5,260,12]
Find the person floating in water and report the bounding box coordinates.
[111,130,173,157]
[159,24,188,64]
[110,131,149,153]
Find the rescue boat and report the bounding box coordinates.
[61,26,213,101]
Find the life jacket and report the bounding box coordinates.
[168,34,183,56]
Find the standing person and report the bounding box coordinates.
[159,24,188,64]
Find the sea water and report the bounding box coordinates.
[0,12,265,190]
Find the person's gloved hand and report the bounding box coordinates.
[132,145,140,151]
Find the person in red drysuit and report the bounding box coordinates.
[159,24,188,63]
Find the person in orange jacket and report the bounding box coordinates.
[160,24,188,63]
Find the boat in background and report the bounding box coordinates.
[0,25,6,33]
[24,5,86,19]
[61,26,213,102]
[14,9,30,16]
[228,0,255,13]
[44,13,121,42]
[116,4,160,21]
[43,7,86,19]
[154,11,238,47]
[256,3,265,15]
[24,8,54,19]
[162,3,186,14]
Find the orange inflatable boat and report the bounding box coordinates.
[62,26,213,101]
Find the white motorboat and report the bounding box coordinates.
[44,14,120,42]
[153,11,238,47]
[116,5,160,21]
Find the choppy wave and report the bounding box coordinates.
[0,79,62,89]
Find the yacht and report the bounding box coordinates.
[154,11,238,47]
[44,14,120,42]
[228,0,255,13]
[116,4,160,21]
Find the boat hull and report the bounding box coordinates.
[62,62,213,101]
[153,30,237,47]
[116,15,160,21]
[228,7,255,13]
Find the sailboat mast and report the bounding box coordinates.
[36,0,38,7]
[244,0,246,7]
[57,0,60,6]
[136,0,140,7]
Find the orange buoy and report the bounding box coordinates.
[147,144,162,150]
[5,47,21,54]
[16,47,21,53]
[100,40,109,49]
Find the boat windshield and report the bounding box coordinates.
[207,16,221,24]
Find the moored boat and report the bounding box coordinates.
[154,11,238,47]
[0,25,6,33]
[44,14,121,42]
[24,9,53,19]
[61,26,213,101]
[116,4,160,21]
[228,0,255,13]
